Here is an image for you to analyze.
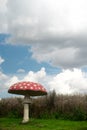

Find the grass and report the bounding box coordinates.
[0,117,87,130]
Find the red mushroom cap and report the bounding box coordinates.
[8,81,47,96]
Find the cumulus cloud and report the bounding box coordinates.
[0,0,8,33]
[0,0,86,68]
[5,76,19,87]
[1,1,87,98]
[31,45,79,68]
[0,56,5,65]
[49,69,87,94]
[0,67,87,96]
[23,67,46,83]
[0,71,8,91]
[17,69,25,73]
[0,71,7,80]
[6,0,87,42]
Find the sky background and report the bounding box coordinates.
[0,0,87,98]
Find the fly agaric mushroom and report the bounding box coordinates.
[8,81,47,123]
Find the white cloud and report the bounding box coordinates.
[0,0,85,68]
[0,0,8,33]
[5,76,19,87]
[0,67,87,97]
[0,56,5,65]
[17,69,25,73]
[0,0,7,12]
[0,71,7,80]
[6,0,87,43]
[31,46,79,68]
[0,71,8,91]
[23,67,46,83]
[49,69,87,94]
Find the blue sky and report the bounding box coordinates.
[0,0,87,98]
[0,43,40,74]
[0,40,60,75]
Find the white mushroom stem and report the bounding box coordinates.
[23,103,29,123]
[22,95,32,123]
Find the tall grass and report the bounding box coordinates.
[0,91,87,121]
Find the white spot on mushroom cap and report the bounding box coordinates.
[30,86,33,89]
[23,82,26,85]
[20,86,23,89]
[27,83,30,86]
[24,86,27,89]
[34,84,37,87]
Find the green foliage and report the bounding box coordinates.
[73,108,87,121]
[0,97,23,118]
[0,92,87,121]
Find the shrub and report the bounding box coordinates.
[0,92,87,121]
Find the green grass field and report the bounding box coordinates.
[0,118,87,130]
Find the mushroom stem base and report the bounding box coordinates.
[22,103,29,123]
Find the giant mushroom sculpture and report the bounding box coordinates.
[8,81,47,123]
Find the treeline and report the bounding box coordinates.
[0,91,87,121]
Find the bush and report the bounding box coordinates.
[0,92,87,121]
[0,97,23,118]
[73,109,87,121]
